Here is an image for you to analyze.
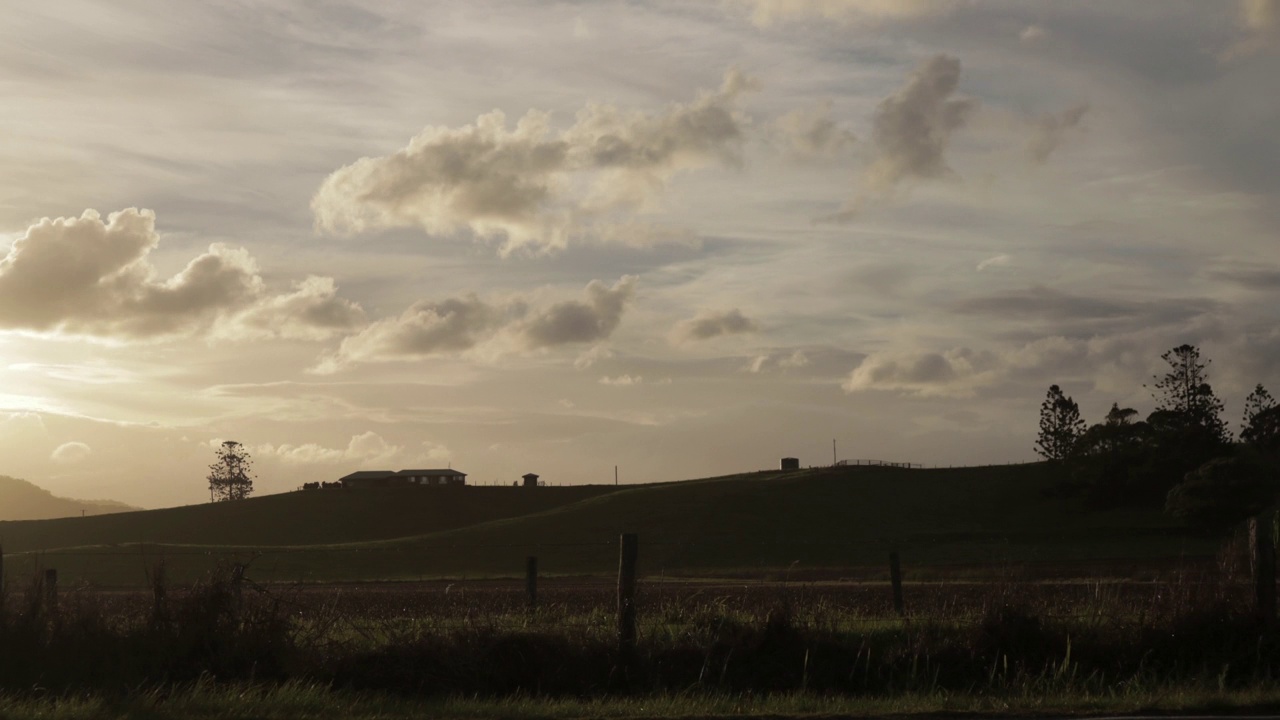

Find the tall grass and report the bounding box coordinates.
[0,560,1277,710]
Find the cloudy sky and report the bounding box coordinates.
[2,0,1278,508]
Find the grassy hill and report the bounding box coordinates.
[0,484,621,552]
[0,476,137,521]
[0,463,1219,586]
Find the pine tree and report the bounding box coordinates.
[1147,344,1230,445]
[208,440,255,502]
[1035,384,1086,461]
[1242,384,1280,452]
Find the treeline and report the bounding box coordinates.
[1037,344,1280,530]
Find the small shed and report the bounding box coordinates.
[522,473,540,488]
[780,457,800,471]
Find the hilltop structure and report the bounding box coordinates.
[339,468,467,488]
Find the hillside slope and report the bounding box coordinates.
[1,464,1215,585]
[0,476,136,521]
[0,484,621,552]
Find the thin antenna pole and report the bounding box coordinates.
[615,465,618,486]
[833,439,837,466]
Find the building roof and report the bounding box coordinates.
[522,473,540,480]
[395,468,467,477]
[339,470,396,482]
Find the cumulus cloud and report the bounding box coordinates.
[1027,104,1089,164]
[222,276,366,341]
[740,0,954,26]
[599,374,643,386]
[320,277,636,370]
[827,55,975,220]
[865,55,975,192]
[673,308,759,343]
[523,278,635,348]
[840,333,1212,400]
[774,100,856,160]
[574,344,615,370]
[0,209,362,341]
[254,431,435,466]
[51,441,92,465]
[313,70,758,253]
[747,349,810,373]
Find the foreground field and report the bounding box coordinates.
[1,563,1278,717]
[0,463,1218,585]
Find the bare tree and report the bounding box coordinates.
[208,440,255,502]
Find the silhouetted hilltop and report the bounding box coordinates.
[0,476,137,521]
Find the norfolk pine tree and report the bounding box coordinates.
[208,440,255,502]
[1036,384,1086,462]
[1242,384,1280,453]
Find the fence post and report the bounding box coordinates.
[889,551,905,616]
[44,568,58,615]
[1252,515,1276,625]
[526,556,538,614]
[152,560,168,625]
[618,533,638,661]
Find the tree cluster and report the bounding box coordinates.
[1035,344,1279,531]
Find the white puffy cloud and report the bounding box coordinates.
[0,209,363,342]
[673,308,759,343]
[312,70,758,253]
[320,277,636,370]
[221,276,366,341]
[51,441,92,464]
[599,374,643,386]
[1027,104,1089,164]
[255,431,415,466]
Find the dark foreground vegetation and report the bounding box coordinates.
[4,552,1280,717]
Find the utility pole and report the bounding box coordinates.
[614,465,618,486]
[832,439,837,466]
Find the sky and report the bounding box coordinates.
[1,0,1278,508]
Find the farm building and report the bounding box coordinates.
[780,457,800,471]
[339,468,467,488]
[522,473,540,488]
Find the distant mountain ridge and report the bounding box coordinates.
[0,476,137,521]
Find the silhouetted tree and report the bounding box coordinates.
[1035,385,1086,461]
[1165,454,1279,532]
[1147,344,1230,445]
[208,440,255,502]
[1242,384,1280,454]
[1071,403,1151,506]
